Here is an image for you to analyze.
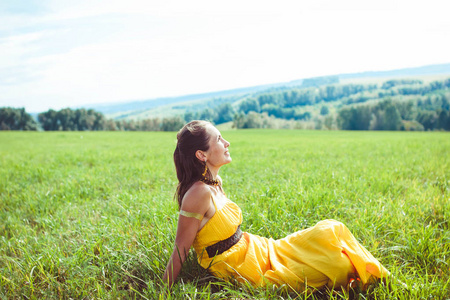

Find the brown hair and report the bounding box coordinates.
[174,120,212,208]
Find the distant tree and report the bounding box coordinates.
[296,90,316,105]
[416,111,437,131]
[355,106,371,130]
[295,111,311,120]
[257,94,277,106]
[323,115,337,130]
[241,112,263,128]
[141,118,161,131]
[382,104,402,130]
[338,106,371,130]
[199,108,217,123]
[127,119,138,131]
[325,86,337,101]
[369,112,383,130]
[104,119,118,131]
[320,106,329,115]
[232,113,245,129]
[437,109,450,130]
[38,108,106,131]
[439,94,450,110]
[381,79,423,89]
[114,120,125,131]
[281,107,296,119]
[233,112,275,129]
[401,120,424,131]
[214,103,234,124]
[161,116,184,131]
[365,99,402,130]
[396,101,416,120]
[38,109,58,131]
[90,110,106,131]
[184,111,196,123]
[337,108,353,130]
[239,98,260,114]
[338,100,405,131]
[0,107,38,130]
[445,112,450,131]
[261,104,284,118]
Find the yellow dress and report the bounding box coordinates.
[192,197,389,292]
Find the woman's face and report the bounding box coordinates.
[204,125,231,168]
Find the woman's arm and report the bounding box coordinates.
[163,216,200,286]
[163,184,211,286]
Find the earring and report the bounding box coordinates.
[202,161,208,177]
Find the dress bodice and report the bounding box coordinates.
[192,197,242,255]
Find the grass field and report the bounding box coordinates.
[0,130,449,299]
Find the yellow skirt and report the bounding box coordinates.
[203,219,389,291]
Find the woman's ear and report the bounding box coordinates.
[195,150,206,162]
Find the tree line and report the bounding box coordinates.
[230,91,450,131]
[337,97,450,131]
[0,107,39,130]
[0,107,185,132]
[189,77,450,130]
[1,77,449,132]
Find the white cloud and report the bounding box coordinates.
[1,0,449,112]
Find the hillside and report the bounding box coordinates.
[12,63,448,132]
[85,63,450,120]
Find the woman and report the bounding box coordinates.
[163,120,389,292]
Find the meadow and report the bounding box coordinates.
[0,130,449,299]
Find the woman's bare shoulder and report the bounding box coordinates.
[181,182,211,212]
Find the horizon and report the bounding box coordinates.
[14,62,450,114]
[1,0,450,113]
[13,65,450,114]
[54,62,450,113]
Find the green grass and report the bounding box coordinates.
[0,130,449,299]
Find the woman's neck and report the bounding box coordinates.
[208,165,220,180]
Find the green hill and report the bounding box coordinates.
[85,63,450,121]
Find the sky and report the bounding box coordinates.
[1,0,449,112]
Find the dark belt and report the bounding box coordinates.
[206,225,243,258]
